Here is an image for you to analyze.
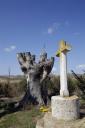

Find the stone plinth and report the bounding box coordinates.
[36,112,85,128]
[51,95,80,120]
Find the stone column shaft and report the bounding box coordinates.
[60,51,69,97]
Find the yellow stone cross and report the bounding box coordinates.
[56,40,72,57]
[56,40,72,97]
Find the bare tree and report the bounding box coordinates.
[17,51,54,108]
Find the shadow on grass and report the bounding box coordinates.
[0,100,21,118]
[0,98,39,119]
[1,99,85,120]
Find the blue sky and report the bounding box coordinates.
[0,0,85,75]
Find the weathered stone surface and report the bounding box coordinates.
[51,95,80,120]
[36,112,85,128]
[36,118,44,128]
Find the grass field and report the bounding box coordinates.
[0,74,85,128]
[0,106,43,128]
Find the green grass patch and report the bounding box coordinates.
[0,107,42,128]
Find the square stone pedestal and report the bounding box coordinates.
[51,95,80,120]
[36,95,80,128]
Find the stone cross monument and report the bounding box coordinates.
[36,40,80,128]
[56,40,72,97]
[51,40,80,120]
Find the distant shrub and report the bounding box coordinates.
[67,76,79,95]
[0,73,85,101]
[0,77,27,98]
[41,74,85,102]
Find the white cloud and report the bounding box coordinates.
[46,20,72,35]
[47,21,69,35]
[10,45,16,50]
[4,48,11,52]
[47,27,54,34]
[4,45,16,52]
[76,64,85,69]
[47,23,60,35]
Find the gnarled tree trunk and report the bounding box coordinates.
[17,51,54,108]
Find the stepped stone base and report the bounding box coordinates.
[51,95,80,120]
[36,95,80,128]
[36,112,85,128]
